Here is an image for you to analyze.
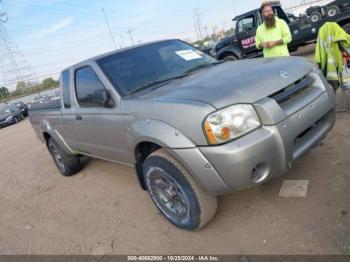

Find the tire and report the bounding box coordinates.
[143,149,218,231]
[47,138,82,176]
[223,55,237,62]
[310,11,322,23]
[326,5,341,17]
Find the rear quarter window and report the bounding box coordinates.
[61,70,71,108]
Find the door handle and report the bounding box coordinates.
[75,115,83,121]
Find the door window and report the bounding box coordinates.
[238,15,255,32]
[61,70,71,108]
[75,66,109,108]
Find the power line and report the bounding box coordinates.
[4,0,176,27]
[0,71,60,86]
[21,39,102,55]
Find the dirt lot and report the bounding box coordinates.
[0,46,349,255]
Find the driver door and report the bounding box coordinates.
[68,64,132,163]
[236,14,258,55]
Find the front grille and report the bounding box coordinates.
[292,110,334,161]
[269,76,315,104]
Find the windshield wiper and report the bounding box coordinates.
[128,74,189,95]
[184,62,222,74]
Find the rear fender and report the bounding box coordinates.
[40,119,76,155]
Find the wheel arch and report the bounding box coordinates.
[129,119,197,191]
[134,141,162,190]
[216,46,242,61]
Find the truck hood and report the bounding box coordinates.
[139,56,313,109]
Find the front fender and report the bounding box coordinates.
[128,119,196,151]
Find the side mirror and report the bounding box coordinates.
[93,89,114,108]
[101,90,112,108]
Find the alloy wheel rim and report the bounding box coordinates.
[52,147,66,172]
[147,167,188,217]
[328,10,336,16]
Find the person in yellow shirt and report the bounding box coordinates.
[255,3,292,58]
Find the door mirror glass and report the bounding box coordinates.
[93,89,113,108]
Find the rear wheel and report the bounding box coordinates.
[310,11,322,23]
[326,5,341,17]
[143,149,218,231]
[47,138,82,176]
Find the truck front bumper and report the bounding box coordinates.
[171,89,336,195]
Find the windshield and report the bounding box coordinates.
[97,39,218,95]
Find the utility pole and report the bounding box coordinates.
[102,8,117,50]
[126,29,135,46]
[0,0,36,92]
[222,21,227,33]
[193,21,200,42]
[119,34,125,48]
[212,25,218,42]
[204,26,209,40]
[193,8,203,41]
[232,0,237,17]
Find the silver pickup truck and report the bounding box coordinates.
[29,39,336,230]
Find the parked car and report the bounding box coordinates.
[34,94,51,104]
[15,101,29,117]
[0,104,24,128]
[29,39,336,230]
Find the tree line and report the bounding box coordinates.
[0,77,59,102]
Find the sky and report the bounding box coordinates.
[0,0,303,87]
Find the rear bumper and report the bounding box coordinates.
[171,80,336,195]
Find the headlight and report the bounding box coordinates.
[204,104,261,145]
[5,115,13,122]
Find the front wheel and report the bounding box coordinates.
[47,138,82,176]
[143,149,218,231]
